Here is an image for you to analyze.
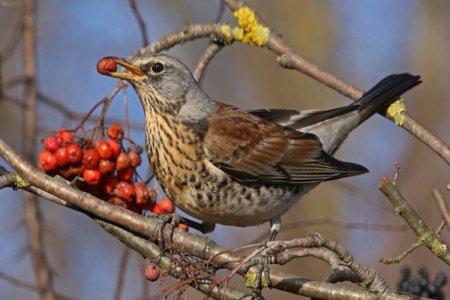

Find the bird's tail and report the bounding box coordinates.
[297,73,421,154]
[249,73,421,154]
[354,73,421,124]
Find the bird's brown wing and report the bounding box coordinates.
[203,104,367,184]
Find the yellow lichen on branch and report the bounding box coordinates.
[14,173,30,189]
[387,98,406,126]
[221,7,270,47]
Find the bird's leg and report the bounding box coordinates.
[255,216,282,287]
[253,216,283,288]
[240,216,283,294]
[269,216,282,241]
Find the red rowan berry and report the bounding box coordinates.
[117,166,134,181]
[98,159,115,175]
[135,182,149,205]
[107,139,121,158]
[38,150,58,171]
[128,150,142,167]
[107,123,124,141]
[96,139,113,159]
[114,181,135,202]
[55,147,70,167]
[67,144,83,164]
[44,136,60,153]
[97,58,117,74]
[144,264,160,282]
[82,148,100,169]
[56,129,73,145]
[159,197,174,214]
[116,152,130,170]
[83,169,101,185]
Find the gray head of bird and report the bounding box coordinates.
[99,54,216,124]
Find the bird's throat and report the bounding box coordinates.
[144,110,204,199]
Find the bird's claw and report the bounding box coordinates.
[255,252,272,290]
[156,213,182,249]
[241,252,272,295]
[241,242,286,295]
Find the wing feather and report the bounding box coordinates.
[204,104,367,184]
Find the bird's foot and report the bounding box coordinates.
[240,253,270,297]
[145,211,215,250]
[240,215,285,296]
[155,213,182,249]
[240,243,282,296]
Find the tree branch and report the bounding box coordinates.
[433,189,450,229]
[0,271,72,300]
[129,0,149,47]
[194,41,224,83]
[22,1,56,299]
[379,175,450,265]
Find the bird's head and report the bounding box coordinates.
[98,54,215,121]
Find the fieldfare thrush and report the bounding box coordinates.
[98,54,421,240]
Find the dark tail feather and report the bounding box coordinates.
[356,73,421,123]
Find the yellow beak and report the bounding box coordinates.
[101,57,146,81]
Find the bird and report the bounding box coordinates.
[98,54,421,241]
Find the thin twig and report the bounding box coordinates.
[129,0,149,47]
[113,247,131,300]
[79,81,125,136]
[214,1,226,23]
[379,176,450,264]
[193,42,223,83]
[433,189,450,229]
[1,92,145,131]
[0,166,16,188]
[1,75,27,88]
[402,114,450,165]
[137,23,229,57]
[0,271,73,300]
[251,217,408,243]
[0,11,24,59]
[379,240,422,265]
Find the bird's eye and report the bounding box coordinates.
[151,62,164,74]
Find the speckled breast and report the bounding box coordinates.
[145,113,307,227]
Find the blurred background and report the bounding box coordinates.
[0,0,449,299]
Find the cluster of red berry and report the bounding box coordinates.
[37,124,182,224]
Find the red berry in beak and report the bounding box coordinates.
[97,58,117,74]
